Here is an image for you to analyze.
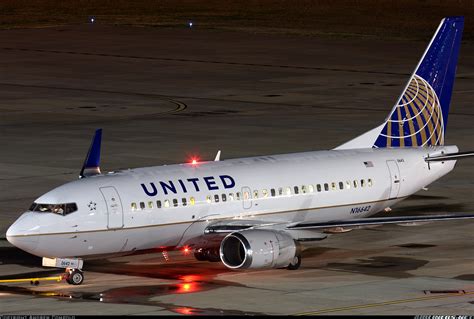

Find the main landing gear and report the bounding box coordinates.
[287,255,302,270]
[194,248,221,262]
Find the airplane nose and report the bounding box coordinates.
[6,213,41,255]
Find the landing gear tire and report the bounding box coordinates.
[287,255,302,270]
[65,269,84,285]
[194,248,221,262]
[206,248,221,262]
[194,249,207,261]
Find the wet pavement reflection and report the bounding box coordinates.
[0,247,262,315]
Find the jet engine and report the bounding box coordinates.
[219,229,299,269]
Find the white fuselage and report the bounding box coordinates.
[6,146,457,259]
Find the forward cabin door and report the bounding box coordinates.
[100,186,124,229]
[386,160,401,199]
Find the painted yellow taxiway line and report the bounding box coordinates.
[295,291,474,315]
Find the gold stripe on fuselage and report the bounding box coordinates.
[9,196,406,238]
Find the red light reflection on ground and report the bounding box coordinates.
[177,281,199,293]
[174,307,194,315]
[180,274,201,282]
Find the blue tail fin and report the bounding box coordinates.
[336,17,464,150]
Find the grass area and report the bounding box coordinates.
[1,0,474,39]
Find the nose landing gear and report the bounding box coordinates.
[42,257,85,285]
[63,268,84,285]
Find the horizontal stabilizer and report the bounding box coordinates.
[79,129,102,178]
[425,151,474,162]
[287,214,474,230]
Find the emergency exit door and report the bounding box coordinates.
[100,186,124,229]
[242,186,252,209]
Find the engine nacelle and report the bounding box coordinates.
[219,229,298,269]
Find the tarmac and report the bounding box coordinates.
[0,23,474,315]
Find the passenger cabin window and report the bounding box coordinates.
[368,178,373,187]
[346,181,351,189]
[331,182,336,191]
[236,192,241,200]
[324,183,329,191]
[339,182,344,190]
[301,185,307,194]
[222,194,227,202]
[262,189,268,198]
[317,184,322,192]
[353,180,358,188]
[173,199,178,207]
[308,185,314,193]
[148,201,153,209]
[214,194,220,203]
[156,200,162,209]
[190,197,196,205]
[361,179,365,187]
[285,187,291,196]
[228,193,234,201]
[294,186,299,194]
[164,199,170,208]
[206,195,212,203]
[278,187,283,196]
[182,198,187,206]
[140,202,145,210]
[271,189,276,197]
[253,190,259,199]
[131,202,137,211]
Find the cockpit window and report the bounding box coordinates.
[29,202,78,216]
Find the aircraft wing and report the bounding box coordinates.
[204,219,287,234]
[203,219,328,242]
[204,213,474,239]
[286,213,474,231]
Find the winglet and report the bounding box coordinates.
[79,129,102,178]
[214,150,221,161]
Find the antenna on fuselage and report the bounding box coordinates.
[79,128,102,178]
[214,150,221,161]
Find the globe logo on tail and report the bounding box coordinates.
[374,74,444,148]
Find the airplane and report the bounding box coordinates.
[6,16,474,286]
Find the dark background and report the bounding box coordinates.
[2,0,474,40]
